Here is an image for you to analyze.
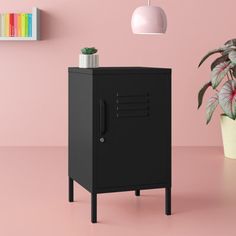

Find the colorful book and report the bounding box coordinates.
[5,13,9,37]
[17,14,21,37]
[21,13,25,37]
[25,14,29,37]
[0,10,35,38]
[0,14,1,37]
[28,14,32,37]
[9,13,14,36]
[14,14,18,36]
[1,14,5,37]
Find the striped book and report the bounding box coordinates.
[25,14,29,37]
[21,13,25,37]
[14,14,18,37]
[9,13,14,37]
[17,14,21,37]
[5,14,9,37]
[28,14,32,37]
[1,14,4,37]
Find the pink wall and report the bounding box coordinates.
[0,0,235,146]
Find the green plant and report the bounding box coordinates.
[198,39,236,124]
[81,47,98,55]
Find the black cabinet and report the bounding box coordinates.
[68,67,171,223]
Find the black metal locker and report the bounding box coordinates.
[68,67,171,223]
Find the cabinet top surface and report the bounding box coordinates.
[68,67,171,75]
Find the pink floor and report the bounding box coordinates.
[0,147,235,236]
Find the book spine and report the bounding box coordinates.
[5,13,9,37]
[25,14,28,37]
[21,14,25,37]
[1,14,5,37]
[17,14,21,37]
[14,14,17,37]
[0,14,1,37]
[28,14,32,37]
[9,13,14,37]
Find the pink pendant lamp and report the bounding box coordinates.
[131,0,167,34]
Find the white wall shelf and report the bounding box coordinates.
[0,7,40,41]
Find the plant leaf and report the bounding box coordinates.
[211,54,229,70]
[81,47,98,55]
[221,46,236,56]
[206,94,219,124]
[198,48,225,68]
[224,39,236,47]
[198,82,211,109]
[233,65,236,78]
[219,80,236,120]
[211,62,232,89]
[229,50,236,64]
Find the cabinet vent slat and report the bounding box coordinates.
[116,93,149,98]
[116,100,148,105]
[117,107,149,111]
[117,112,149,118]
[116,92,150,118]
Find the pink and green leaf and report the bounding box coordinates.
[228,50,236,64]
[206,94,219,124]
[224,39,236,47]
[211,54,229,70]
[198,82,211,109]
[233,65,236,78]
[211,62,232,89]
[222,46,236,56]
[198,48,225,68]
[219,80,236,120]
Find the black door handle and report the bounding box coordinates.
[99,99,106,136]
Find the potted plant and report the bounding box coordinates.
[198,39,236,159]
[79,47,99,68]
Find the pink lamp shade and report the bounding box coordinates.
[131,5,167,34]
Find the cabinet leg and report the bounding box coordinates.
[165,187,171,215]
[91,193,97,223]
[69,177,74,202]
[135,190,140,196]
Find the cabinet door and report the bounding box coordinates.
[94,73,171,190]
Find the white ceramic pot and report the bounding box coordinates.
[220,115,236,159]
[79,54,99,68]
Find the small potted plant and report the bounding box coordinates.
[198,38,236,159]
[79,47,99,68]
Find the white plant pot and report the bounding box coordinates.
[221,115,236,159]
[79,54,99,68]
